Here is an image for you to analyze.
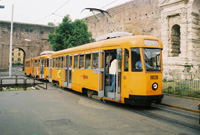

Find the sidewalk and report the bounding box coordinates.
[162,95,199,112]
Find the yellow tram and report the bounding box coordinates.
[24,58,32,76]
[25,54,52,80]
[49,35,164,106]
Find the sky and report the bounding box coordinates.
[0,0,132,26]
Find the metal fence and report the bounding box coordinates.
[0,75,47,91]
[163,80,200,98]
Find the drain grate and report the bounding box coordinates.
[46,119,72,127]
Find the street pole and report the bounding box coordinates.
[0,5,4,8]
[9,4,14,77]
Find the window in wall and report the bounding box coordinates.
[85,54,91,69]
[170,24,181,57]
[74,55,78,69]
[79,54,84,69]
[92,53,99,69]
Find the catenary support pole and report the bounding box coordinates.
[9,4,14,77]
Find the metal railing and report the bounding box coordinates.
[163,80,200,98]
[0,75,47,91]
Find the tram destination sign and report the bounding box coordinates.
[144,40,158,46]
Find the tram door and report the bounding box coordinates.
[99,49,121,101]
[63,55,72,88]
[40,58,44,78]
[32,60,34,76]
[49,58,52,82]
[63,56,68,87]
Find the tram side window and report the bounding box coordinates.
[74,55,78,69]
[61,57,64,68]
[58,57,61,68]
[58,57,60,68]
[65,56,68,68]
[38,59,40,67]
[69,56,72,68]
[26,61,30,67]
[35,60,38,67]
[124,49,129,71]
[92,53,99,69]
[131,48,142,72]
[85,54,91,69]
[53,58,55,68]
[55,58,57,68]
[44,59,47,67]
[47,58,49,67]
[32,61,34,67]
[79,54,84,69]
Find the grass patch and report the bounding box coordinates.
[2,86,38,91]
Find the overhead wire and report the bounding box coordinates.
[34,0,70,23]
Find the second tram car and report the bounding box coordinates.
[24,59,32,76]
[49,35,163,106]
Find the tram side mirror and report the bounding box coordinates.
[117,49,122,60]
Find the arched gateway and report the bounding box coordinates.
[0,21,55,71]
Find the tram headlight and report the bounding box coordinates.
[152,82,158,90]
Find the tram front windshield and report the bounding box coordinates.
[131,48,161,72]
[143,48,161,71]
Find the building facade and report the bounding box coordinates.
[11,48,24,65]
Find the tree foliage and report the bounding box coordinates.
[48,15,94,51]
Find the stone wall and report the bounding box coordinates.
[83,0,161,39]
[0,21,55,70]
[84,0,200,80]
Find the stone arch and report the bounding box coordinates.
[170,24,181,57]
[12,47,26,70]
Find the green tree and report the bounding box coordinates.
[48,22,55,26]
[48,15,94,51]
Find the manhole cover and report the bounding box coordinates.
[46,119,71,127]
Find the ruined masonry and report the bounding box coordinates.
[83,0,200,80]
[0,21,55,71]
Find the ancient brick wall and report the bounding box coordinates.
[0,21,55,70]
[83,0,161,39]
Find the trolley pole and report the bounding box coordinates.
[9,4,14,77]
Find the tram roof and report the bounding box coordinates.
[52,35,163,56]
[32,54,52,60]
